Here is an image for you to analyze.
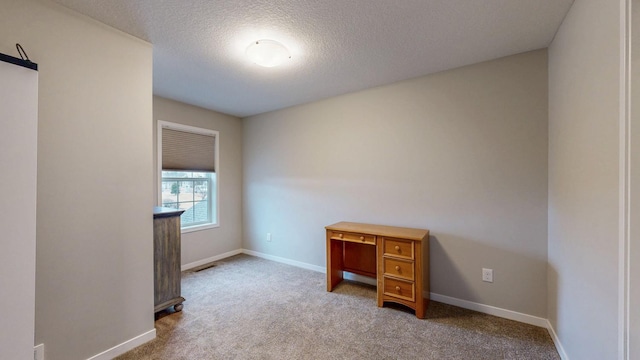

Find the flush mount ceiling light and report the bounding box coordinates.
[246,39,291,68]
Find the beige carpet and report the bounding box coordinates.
[116,254,559,360]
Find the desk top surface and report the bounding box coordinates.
[325,221,429,241]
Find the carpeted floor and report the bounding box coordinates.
[116,254,559,360]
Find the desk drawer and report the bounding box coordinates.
[383,238,414,260]
[383,277,415,302]
[383,257,414,281]
[329,231,375,245]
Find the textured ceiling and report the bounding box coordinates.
[50,0,573,117]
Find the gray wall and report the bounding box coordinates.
[0,1,154,359]
[547,0,622,358]
[243,50,549,318]
[153,96,243,266]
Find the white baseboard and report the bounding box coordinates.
[343,272,377,286]
[181,249,243,271]
[83,250,240,360]
[241,250,548,325]
[203,249,566,357]
[241,249,325,273]
[34,344,44,360]
[546,320,569,360]
[428,292,548,328]
[87,328,155,360]
[432,292,568,358]
[241,249,376,285]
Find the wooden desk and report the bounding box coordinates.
[326,221,430,318]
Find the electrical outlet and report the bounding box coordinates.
[482,268,493,283]
[266,233,272,242]
[34,344,44,360]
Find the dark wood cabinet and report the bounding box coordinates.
[153,207,185,313]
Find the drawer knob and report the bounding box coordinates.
[394,245,400,251]
[339,233,343,238]
[395,286,401,291]
[395,265,400,271]
[360,236,365,241]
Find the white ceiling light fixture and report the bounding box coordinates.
[246,39,291,68]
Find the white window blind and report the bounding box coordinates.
[162,128,215,172]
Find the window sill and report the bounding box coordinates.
[181,223,219,234]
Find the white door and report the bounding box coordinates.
[0,54,38,360]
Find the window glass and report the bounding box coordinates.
[161,171,216,228]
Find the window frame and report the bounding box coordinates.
[157,120,220,233]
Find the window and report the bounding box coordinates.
[161,171,216,227]
[158,121,219,231]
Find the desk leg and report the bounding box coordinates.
[376,238,384,308]
[416,298,428,319]
[326,235,343,291]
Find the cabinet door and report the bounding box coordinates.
[154,216,181,305]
